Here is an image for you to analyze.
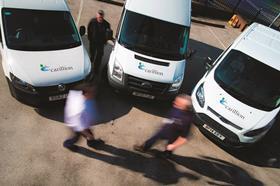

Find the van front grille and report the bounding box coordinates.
[208,107,243,130]
[35,80,84,95]
[126,75,170,94]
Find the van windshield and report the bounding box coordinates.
[118,10,189,60]
[2,8,81,51]
[214,50,280,111]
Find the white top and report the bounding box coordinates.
[0,0,69,11]
[125,0,191,26]
[64,90,96,132]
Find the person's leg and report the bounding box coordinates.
[142,131,163,151]
[134,132,161,152]
[90,43,97,63]
[160,134,179,158]
[167,135,178,145]
[83,128,105,147]
[94,45,104,74]
[80,128,95,141]
[134,124,172,152]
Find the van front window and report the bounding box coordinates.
[214,50,280,111]
[2,8,81,51]
[119,10,189,60]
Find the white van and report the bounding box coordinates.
[0,0,91,106]
[107,0,191,100]
[192,23,280,147]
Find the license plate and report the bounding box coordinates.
[132,92,155,99]
[203,124,225,141]
[49,94,68,101]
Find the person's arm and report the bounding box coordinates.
[105,20,112,42]
[166,136,187,151]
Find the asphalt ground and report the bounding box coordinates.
[0,0,279,185]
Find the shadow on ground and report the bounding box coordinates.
[220,114,280,168]
[66,143,263,185]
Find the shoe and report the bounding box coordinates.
[133,144,147,153]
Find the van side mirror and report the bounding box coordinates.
[185,48,196,59]
[106,28,113,41]
[204,57,214,70]
[79,26,86,36]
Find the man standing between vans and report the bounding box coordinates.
[87,10,111,74]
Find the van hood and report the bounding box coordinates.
[204,80,269,130]
[6,46,86,86]
[114,43,185,83]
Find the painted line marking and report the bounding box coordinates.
[208,26,226,50]
[76,0,84,26]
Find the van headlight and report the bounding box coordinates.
[10,73,37,94]
[112,59,124,82]
[169,75,183,91]
[196,83,205,107]
[244,119,275,137]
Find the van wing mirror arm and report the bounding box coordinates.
[204,57,214,70]
[185,48,196,59]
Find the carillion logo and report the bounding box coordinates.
[40,64,73,72]
[220,97,227,105]
[138,62,163,76]
[138,62,145,70]
[220,97,245,120]
[40,64,49,72]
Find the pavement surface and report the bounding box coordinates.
[0,0,280,185]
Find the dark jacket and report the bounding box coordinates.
[87,18,111,45]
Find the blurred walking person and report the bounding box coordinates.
[134,94,194,157]
[63,84,98,150]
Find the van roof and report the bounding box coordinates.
[125,0,191,27]
[234,23,280,70]
[0,0,69,11]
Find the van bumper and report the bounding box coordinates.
[8,79,85,107]
[108,73,178,100]
[194,112,252,148]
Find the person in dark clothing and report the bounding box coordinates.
[87,10,111,74]
[134,94,194,157]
